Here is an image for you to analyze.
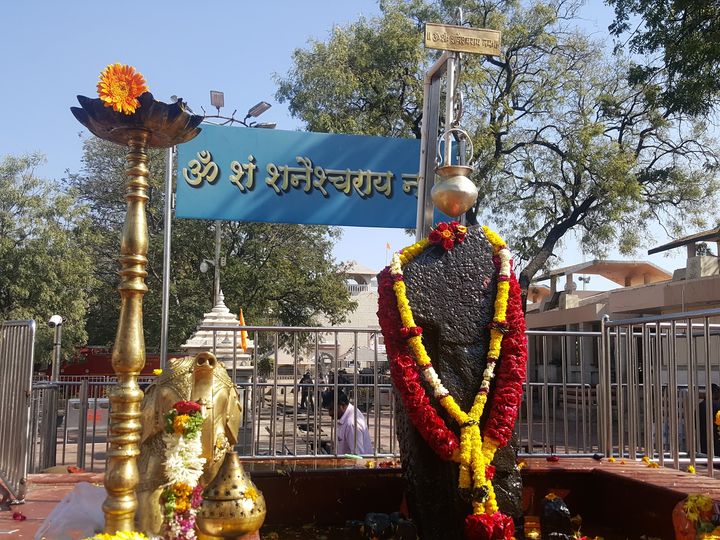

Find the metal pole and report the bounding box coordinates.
[43,321,63,468]
[416,52,449,242]
[160,147,174,369]
[51,323,62,382]
[214,220,221,306]
[443,54,457,168]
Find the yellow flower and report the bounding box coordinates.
[517,460,526,470]
[688,465,696,474]
[175,497,190,513]
[83,533,148,540]
[715,410,720,426]
[97,63,148,115]
[608,457,616,463]
[685,494,714,523]
[172,414,189,434]
[172,482,192,499]
[647,461,660,468]
[245,486,258,501]
[641,455,650,463]
[153,368,162,376]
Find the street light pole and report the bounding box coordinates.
[160,147,174,369]
[49,315,63,382]
[45,314,63,468]
[213,220,221,306]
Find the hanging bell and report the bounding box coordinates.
[431,128,478,218]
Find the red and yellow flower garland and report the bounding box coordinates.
[377,223,527,540]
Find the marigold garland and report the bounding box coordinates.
[377,224,527,540]
[97,63,148,115]
[83,533,148,540]
[161,401,206,540]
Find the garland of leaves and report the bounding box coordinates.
[377,223,527,540]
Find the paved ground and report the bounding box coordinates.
[1,472,102,538]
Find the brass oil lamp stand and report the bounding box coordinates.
[71,93,201,531]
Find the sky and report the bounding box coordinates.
[1,0,687,291]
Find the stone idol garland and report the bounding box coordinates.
[377,222,527,540]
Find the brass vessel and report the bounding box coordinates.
[431,164,478,218]
[196,451,266,539]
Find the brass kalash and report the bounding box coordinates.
[72,92,265,538]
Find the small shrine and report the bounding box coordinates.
[181,291,255,376]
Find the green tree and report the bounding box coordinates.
[67,138,355,352]
[607,0,720,116]
[276,0,719,306]
[275,9,426,137]
[0,153,96,365]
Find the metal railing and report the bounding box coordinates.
[218,325,397,460]
[26,326,605,471]
[600,308,720,476]
[520,330,602,456]
[0,320,36,502]
[21,310,720,475]
[28,377,155,473]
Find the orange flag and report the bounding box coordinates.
[239,308,248,353]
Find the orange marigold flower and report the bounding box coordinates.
[172,414,189,434]
[97,63,148,115]
[175,497,190,513]
[173,482,193,498]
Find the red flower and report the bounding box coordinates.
[174,400,202,415]
[428,221,467,251]
[483,272,527,447]
[12,512,27,521]
[400,326,423,338]
[485,464,496,480]
[465,512,514,540]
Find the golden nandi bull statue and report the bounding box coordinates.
[135,352,242,534]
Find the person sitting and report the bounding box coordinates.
[321,389,374,456]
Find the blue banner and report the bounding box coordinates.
[175,124,424,228]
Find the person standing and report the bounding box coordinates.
[322,389,373,455]
[299,371,314,410]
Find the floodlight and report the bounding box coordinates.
[246,101,271,118]
[210,91,225,110]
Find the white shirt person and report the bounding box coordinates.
[322,389,374,455]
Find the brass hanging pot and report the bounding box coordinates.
[431,128,478,218]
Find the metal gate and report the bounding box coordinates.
[0,320,36,503]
